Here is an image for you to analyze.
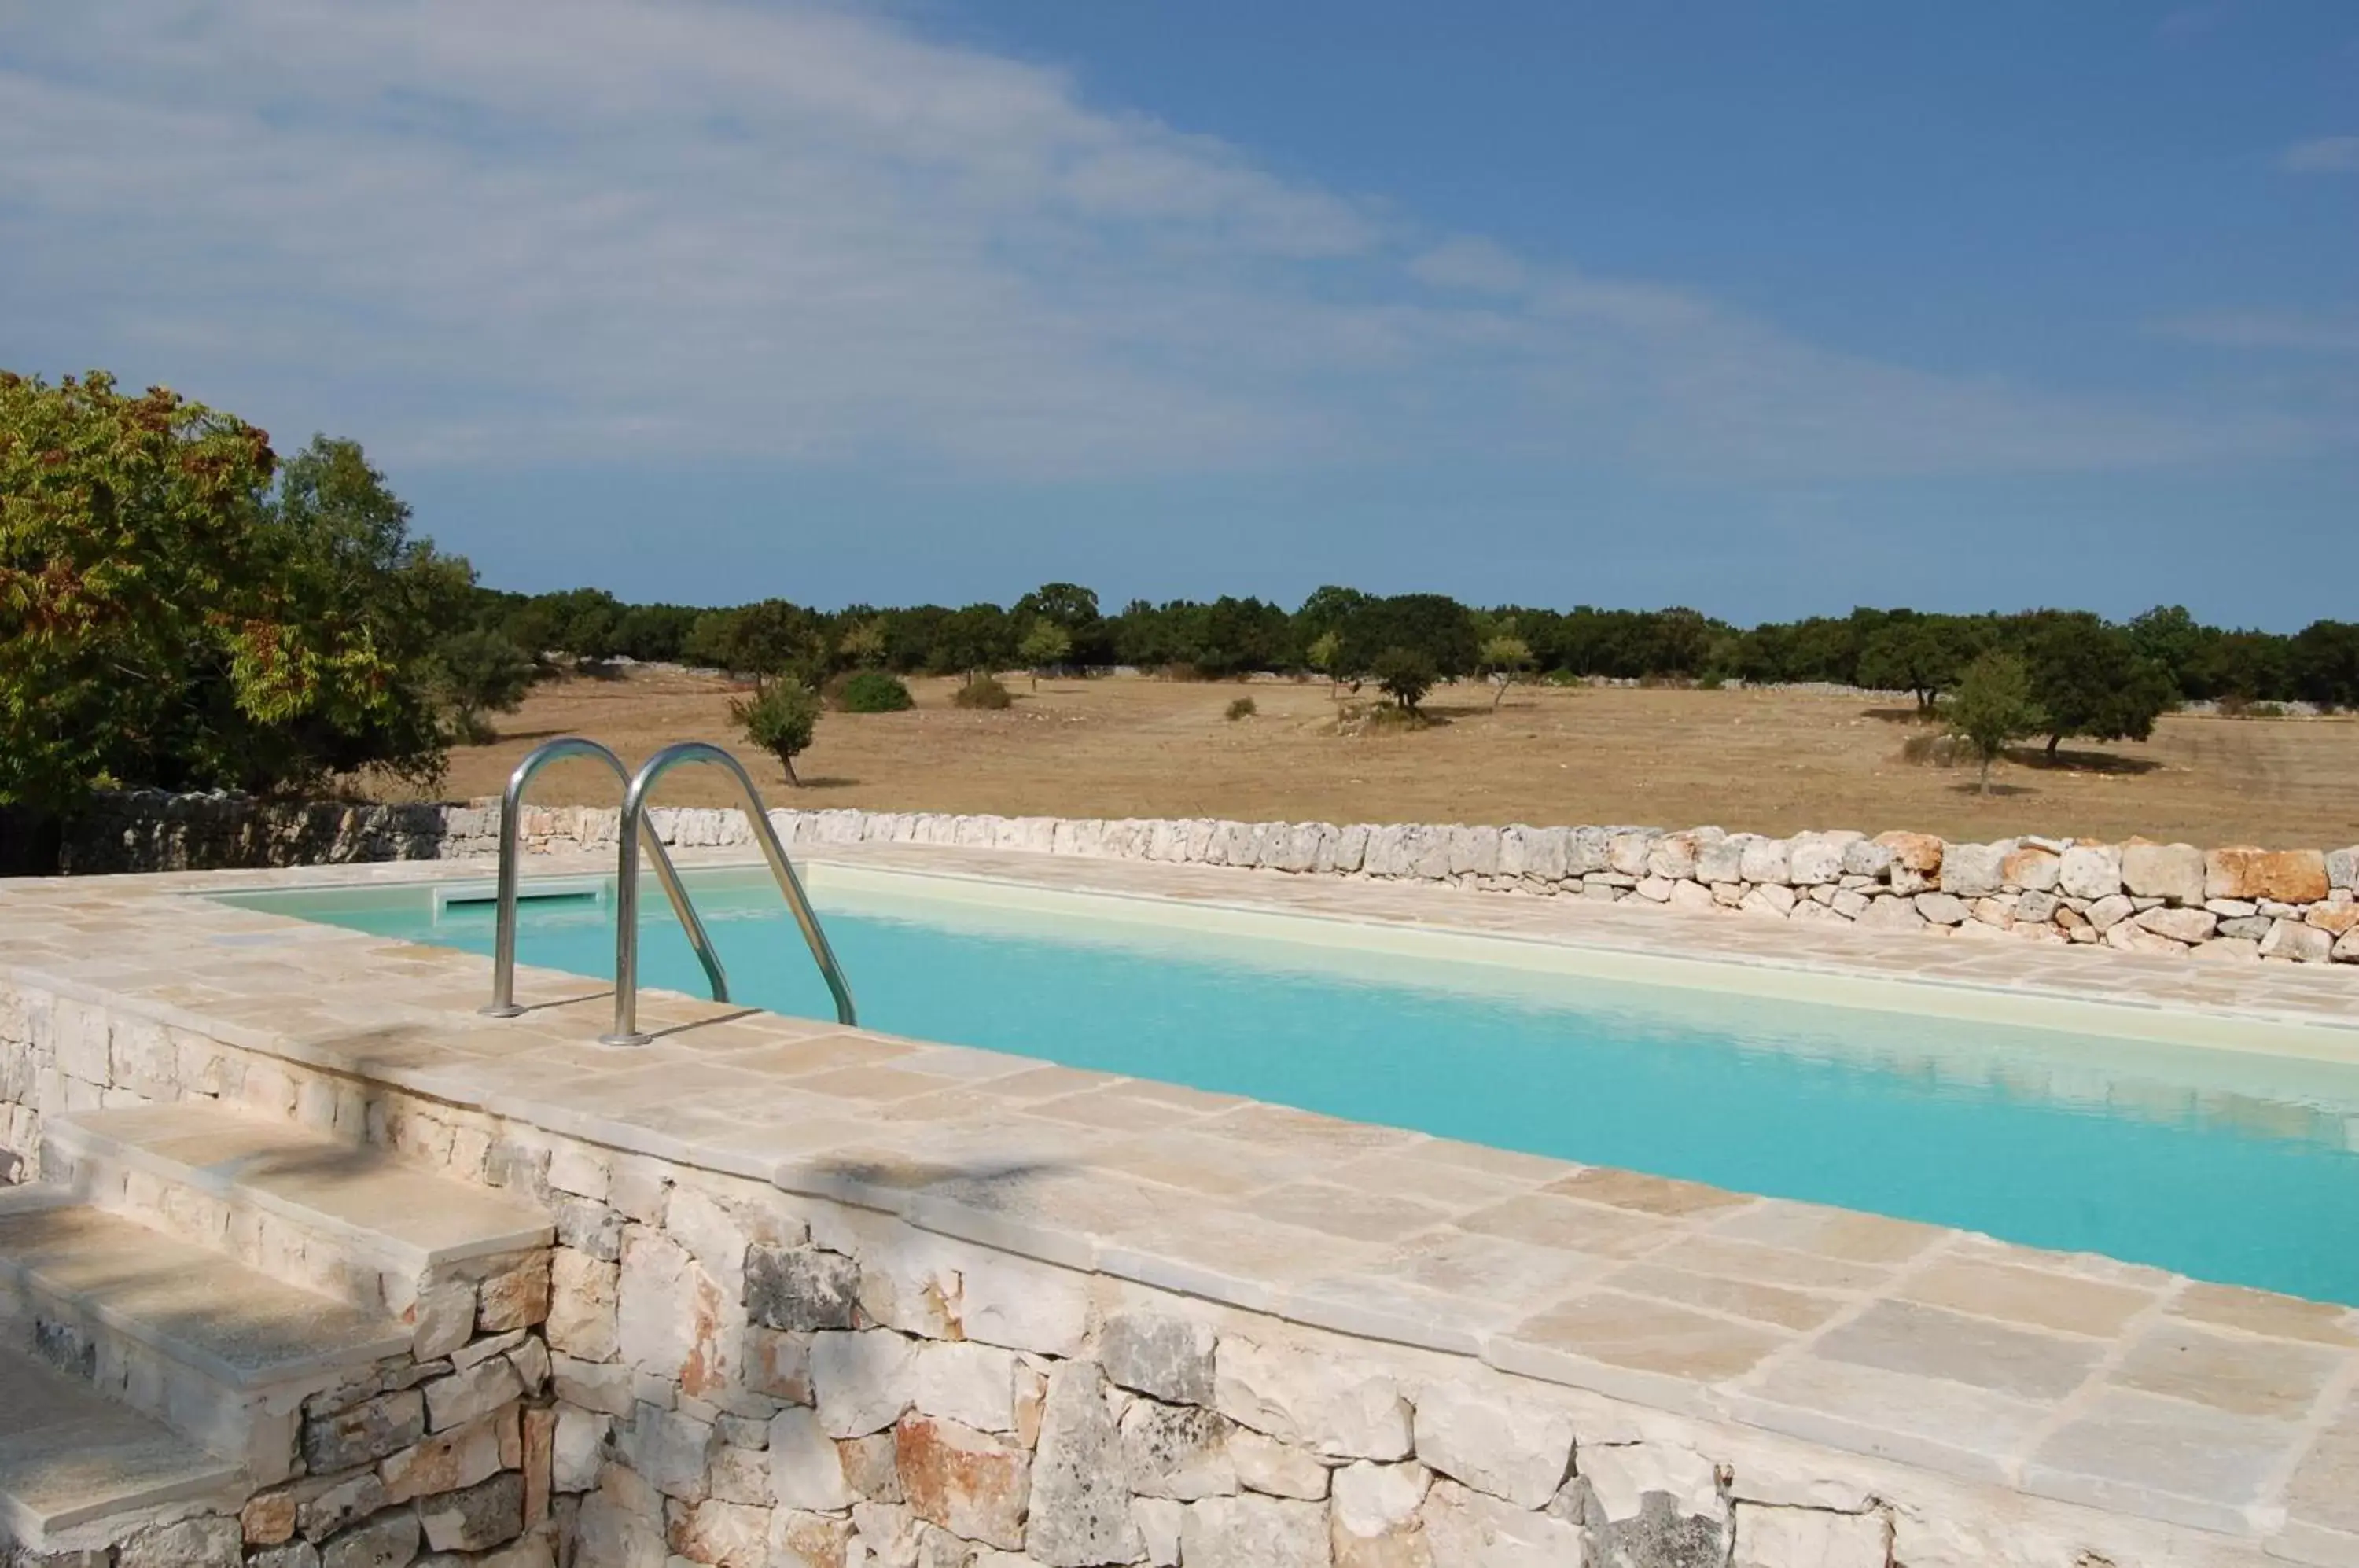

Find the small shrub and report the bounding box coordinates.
[732,682,821,785]
[1696,670,1727,691]
[1370,646,1437,713]
[951,674,1013,710]
[2248,701,2286,720]
[1225,696,1257,721]
[831,669,915,713]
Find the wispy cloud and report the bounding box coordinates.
[2155,311,2359,353]
[2281,135,2359,173]
[0,0,2329,484]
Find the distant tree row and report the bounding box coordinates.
[473,583,2359,720]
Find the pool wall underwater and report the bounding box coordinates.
[3,851,2357,1565]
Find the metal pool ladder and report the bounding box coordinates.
[479,737,856,1045]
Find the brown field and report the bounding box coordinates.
[378,666,2359,848]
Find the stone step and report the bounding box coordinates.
[0,1345,246,1559]
[0,1198,412,1482]
[44,1104,552,1332]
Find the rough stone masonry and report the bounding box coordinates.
[64,793,2359,968]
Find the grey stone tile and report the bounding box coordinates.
[2022,1388,2304,1535]
[1810,1300,2102,1402]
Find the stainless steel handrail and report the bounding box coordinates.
[601,740,856,1046]
[480,737,729,1017]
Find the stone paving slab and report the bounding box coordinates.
[0,1347,245,1543]
[4,845,2359,1558]
[0,1204,411,1388]
[49,1102,553,1269]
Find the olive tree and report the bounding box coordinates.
[1944,651,2043,796]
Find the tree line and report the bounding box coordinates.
[4,370,2353,864]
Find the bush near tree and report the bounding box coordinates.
[2021,612,2175,760]
[951,673,1014,710]
[1371,646,1438,715]
[1943,651,2044,796]
[833,669,914,713]
[732,681,820,785]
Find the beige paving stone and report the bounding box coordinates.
[1707,1200,1946,1265]
[1198,1102,1422,1157]
[967,1063,1126,1100]
[1642,1234,1898,1294]
[2107,1320,2346,1419]
[1545,1165,1754,1218]
[2022,1388,2304,1535]
[2169,1280,2359,1347]
[784,1064,951,1102]
[2280,1394,2359,1540]
[1809,1300,2102,1402]
[1354,1228,1617,1309]
[1603,1262,1847,1332]
[1022,1086,1213,1133]
[1090,1129,1342,1198]
[1454,1193,1672,1258]
[723,1033,920,1077]
[1249,1182,1459,1245]
[1897,1256,2156,1338]
[1725,1352,2052,1484]
[1320,1150,1543,1210]
[1503,1290,1787,1383]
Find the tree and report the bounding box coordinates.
[1478,634,1533,711]
[687,599,825,690]
[837,617,889,669]
[436,630,538,743]
[1857,617,1974,712]
[1340,594,1478,680]
[2022,613,2174,760]
[1,374,465,817]
[2289,620,2359,711]
[1943,651,2043,796]
[1305,629,1344,694]
[1371,646,1437,715]
[1016,620,1073,689]
[733,682,820,786]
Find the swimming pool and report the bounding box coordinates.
[218,864,2359,1305]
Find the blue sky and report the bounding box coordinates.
[2,2,2353,625]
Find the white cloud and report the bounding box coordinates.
[2281,136,2359,173]
[2155,311,2359,353]
[0,0,2329,484]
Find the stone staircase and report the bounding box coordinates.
[0,1102,554,1568]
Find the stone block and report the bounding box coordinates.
[2134,907,2217,944]
[618,1226,734,1399]
[748,1327,815,1403]
[2261,918,2335,963]
[2120,842,2206,904]
[2057,845,2122,900]
[911,1338,1017,1432]
[1787,836,1846,886]
[1873,831,1941,875]
[117,1517,241,1568]
[412,1285,477,1361]
[318,1510,421,1568]
[1695,836,1748,885]
[1121,1399,1237,1501]
[477,1257,550,1332]
[769,1509,858,1568]
[1937,842,2007,898]
[294,1475,386,1544]
[1411,1381,1574,1509]
[1229,1428,1328,1500]
[1419,1478,1583,1567]
[1028,1361,1143,1566]
[419,1472,524,1555]
[896,1414,1032,1551]
[2207,847,2329,904]
[248,1543,322,1568]
[1912,893,1968,926]
[1732,1502,1889,1568]
[1101,1312,1216,1406]
[1216,1337,1412,1460]
[771,1407,856,1511]
[811,1329,915,1437]
[425,1357,522,1432]
[245,1488,300,1546]
[667,1498,769,1568]
[1738,838,1790,885]
[1647,834,1701,882]
[305,1390,426,1473]
[1134,1496,1183,1567]
[383,1411,506,1505]
[1330,1460,1431,1567]
[1739,885,1795,919]
[620,1401,713,1502]
[553,1409,609,1493]
[839,1432,903,1502]
[2085,893,2134,931]
[552,1353,634,1417]
[2330,846,2359,891]
[548,1252,620,1361]
[1180,1494,1327,1568]
[2338,929,2359,962]
[1999,845,2060,892]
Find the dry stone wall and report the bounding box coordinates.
[0,977,2302,1568]
[61,793,2359,967]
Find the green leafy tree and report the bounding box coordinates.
[2022,613,2174,760]
[1,374,465,816]
[2289,620,2359,711]
[732,681,821,786]
[1478,633,1534,711]
[1371,646,1438,715]
[1858,617,1974,712]
[1943,651,2043,796]
[436,630,538,743]
[687,599,826,690]
[1017,620,1073,689]
[1305,628,1345,694]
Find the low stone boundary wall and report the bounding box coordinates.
[58,792,2359,964]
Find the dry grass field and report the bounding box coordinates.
[376,666,2359,848]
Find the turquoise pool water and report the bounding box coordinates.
[220,869,2359,1305]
